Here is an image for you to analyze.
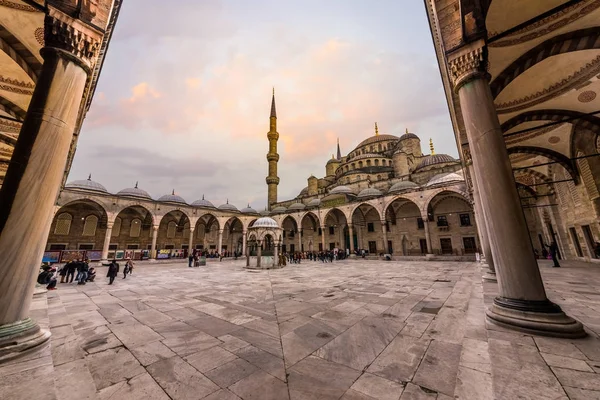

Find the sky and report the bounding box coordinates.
[70,0,457,210]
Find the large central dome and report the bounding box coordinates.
[354,134,398,150]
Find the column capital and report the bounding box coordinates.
[152,225,159,232]
[43,7,103,73]
[448,40,488,93]
[106,222,114,229]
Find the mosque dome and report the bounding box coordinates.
[252,217,279,229]
[355,134,398,149]
[389,181,419,193]
[329,185,354,195]
[288,202,306,211]
[327,157,340,165]
[399,132,419,141]
[65,175,108,194]
[192,195,215,208]
[271,206,287,214]
[415,154,458,170]
[426,172,465,187]
[357,187,383,199]
[158,190,187,204]
[241,204,259,214]
[260,209,271,216]
[117,182,152,200]
[307,198,321,207]
[298,186,308,196]
[218,200,238,212]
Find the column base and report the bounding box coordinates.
[481,265,497,282]
[0,318,51,362]
[486,297,586,339]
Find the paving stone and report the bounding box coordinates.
[454,366,492,400]
[541,352,594,372]
[349,372,403,400]
[146,356,220,399]
[53,359,97,400]
[235,345,286,381]
[412,339,462,397]
[229,370,289,400]
[130,340,177,366]
[564,386,600,400]
[108,322,163,349]
[87,347,145,390]
[204,358,259,388]
[398,383,437,399]
[288,355,361,400]
[162,329,221,357]
[97,372,169,400]
[202,389,242,400]
[185,346,238,373]
[367,335,430,383]
[552,366,600,391]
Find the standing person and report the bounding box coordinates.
[107,259,119,285]
[66,259,77,283]
[188,252,194,268]
[123,261,130,279]
[59,263,68,283]
[78,259,89,285]
[545,241,561,268]
[127,258,134,275]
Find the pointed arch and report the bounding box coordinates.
[507,146,579,184]
[0,25,41,84]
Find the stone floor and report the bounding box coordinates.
[1,259,600,400]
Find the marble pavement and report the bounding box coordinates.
[1,258,600,400]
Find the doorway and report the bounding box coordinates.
[582,225,597,259]
[419,239,427,255]
[440,238,453,255]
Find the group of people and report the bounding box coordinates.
[277,250,348,266]
[106,258,134,284]
[37,259,98,290]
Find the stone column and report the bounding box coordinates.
[0,8,103,358]
[257,240,262,268]
[101,222,114,262]
[298,229,302,253]
[217,229,223,254]
[274,241,279,267]
[422,214,433,255]
[381,220,388,254]
[188,228,195,254]
[348,224,355,253]
[242,230,247,255]
[468,164,496,282]
[321,225,326,251]
[150,226,158,260]
[449,41,584,337]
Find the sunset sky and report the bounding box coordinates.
[70,0,457,210]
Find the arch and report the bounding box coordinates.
[224,216,243,232]
[115,205,155,230]
[82,215,98,236]
[350,202,383,221]
[514,167,555,195]
[322,207,348,227]
[421,187,471,214]
[195,212,220,231]
[115,203,155,226]
[300,211,320,231]
[158,208,191,226]
[281,215,299,231]
[516,182,538,199]
[491,28,600,98]
[501,109,600,136]
[0,94,26,120]
[130,218,142,237]
[60,198,109,217]
[54,212,72,235]
[0,26,42,84]
[384,196,421,224]
[507,146,579,184]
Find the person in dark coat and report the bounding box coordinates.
[107,259,119,285]
[66,260,77,283]
[545,241,561,268]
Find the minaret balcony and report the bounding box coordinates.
[266,153,280,162]
[266,176,280,185]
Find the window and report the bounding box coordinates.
[378,144,382,152]
[359,161,363,168]
[54,213,72,235]
[112,217,122,237]
[382,160,386,166]
[183,223,190,239]
[82,215,98,236]
[463,237,477,254]
[130,218,141,237]
[367,160,371,167]
[385,222,390,232]
[374,159,379,166]
[283,231,286,238]
[329,226,334,235]
[289,230,295,238]
[569,227,583,257]
[368,241,377,253]
[437,216,448,227]
[370,145,374,152]
[109,244,118,250]
[167,221,176,238]
[367,223,374,232]
[417,218,424,230]
[79,244,94,250]
[440,238,453,254]
[49,244,66,251]
[460,213,471,227]
[127,244,139,250]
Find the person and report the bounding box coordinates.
[38,265,57,290]
[123,261,130,279]
[66,260,77,283]
[188,253,194,268]
[545,241,561,268]
[127,258,134,275]
[87,267,97,282]
[78,259,89,285]
[194,254,200,267]
[595,242,600,259]
[541,246,548,259]
[107,259,119,285]
[59,264,68,283]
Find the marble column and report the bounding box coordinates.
[188,228,195,253]
[242,230,247,255]
[321,225,326,251]
[468,164,496,282]
[274,241,279,266]
[257,241,262,268]
[381,220,388,254]
[449,42,584,338]
[217,229,223,254]
[150,226,158,260]
[348,224,355,253]
[0,9,103,359]
[298,229,302,253]
[101,222,114,262]
[422,214,433,255]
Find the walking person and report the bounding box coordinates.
[107,259,119,285]
[127,258,134,275]
[544,241,561,268]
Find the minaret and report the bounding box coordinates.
[336,138,342,160]
[429,138,435,155]
[266,88,280,209]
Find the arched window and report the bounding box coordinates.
[352,163,356,170]
[167,221,177,238]
[377,175,381,180]
[378,144,382,152]
[183,223,190,239]
[130,218,141,237]
[358,161,363,168]
[112,217,122,237]
[54,213,72,235]
[82,215,98,236]
[367,160,371,167]
[374,159,379,166]
[370,145,374,152]
[382,160,386,166]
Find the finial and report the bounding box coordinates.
[429,138,435,155]
[375,122,379,136]
[202,194,205,200]
[172,189,175,195]
[226,198,229,204]
[272,87,275,96]
[331,154,335,160]
[406,128,409,134]
[135,181,138,188]
[247,203,250,208]
[88,174,91,180]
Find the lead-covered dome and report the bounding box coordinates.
[329,185,354,195]
[307,198,321,207]
[251,217,279,228]
[192,195,215,208]
[260,208,271,216]
[241,204,259,214]
[389,181,419,193]
[399,132,419,141]
[357,187,383,198]
[271,206,287,214]
[117,182,152,200]
[415,154,458,170]
[355,134,398,149]
[426,172,464,187]
[158,190,187,204]
[65,175,108,194]
[218,200,238,212]
[288,202,306,211]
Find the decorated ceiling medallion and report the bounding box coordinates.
[34,27,44,46]
[548,136,561,144]
[578,90,596,103]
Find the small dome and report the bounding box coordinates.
[415,154,458,170]
[327,158,340,165]
[357,187,383,198]
[389,181,419,193]
[241,204,259,214]
[329,185,354,195]
[307,198,321,207]
[218,200,238,212]
[158,190,187,204]
[251,217,279,228]
[117,182,152,200]
[355,134,398,149]
[259,209,271,216]
[271,206,287,214]
[399,132,419,141]
[426,172,465,187]
[65,175,108,194]
[288,202,306,211]
[192,195,215,208]
[298,186,308,196]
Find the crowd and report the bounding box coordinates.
[36,257,135,290]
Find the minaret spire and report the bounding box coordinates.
[336,138,342,160]
[266,88,280,210]
[375,122,379,136]
[429,138,435,155]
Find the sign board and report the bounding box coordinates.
[43,251,61,263]
[157,249,170,259]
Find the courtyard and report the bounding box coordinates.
[2,259,600,400]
